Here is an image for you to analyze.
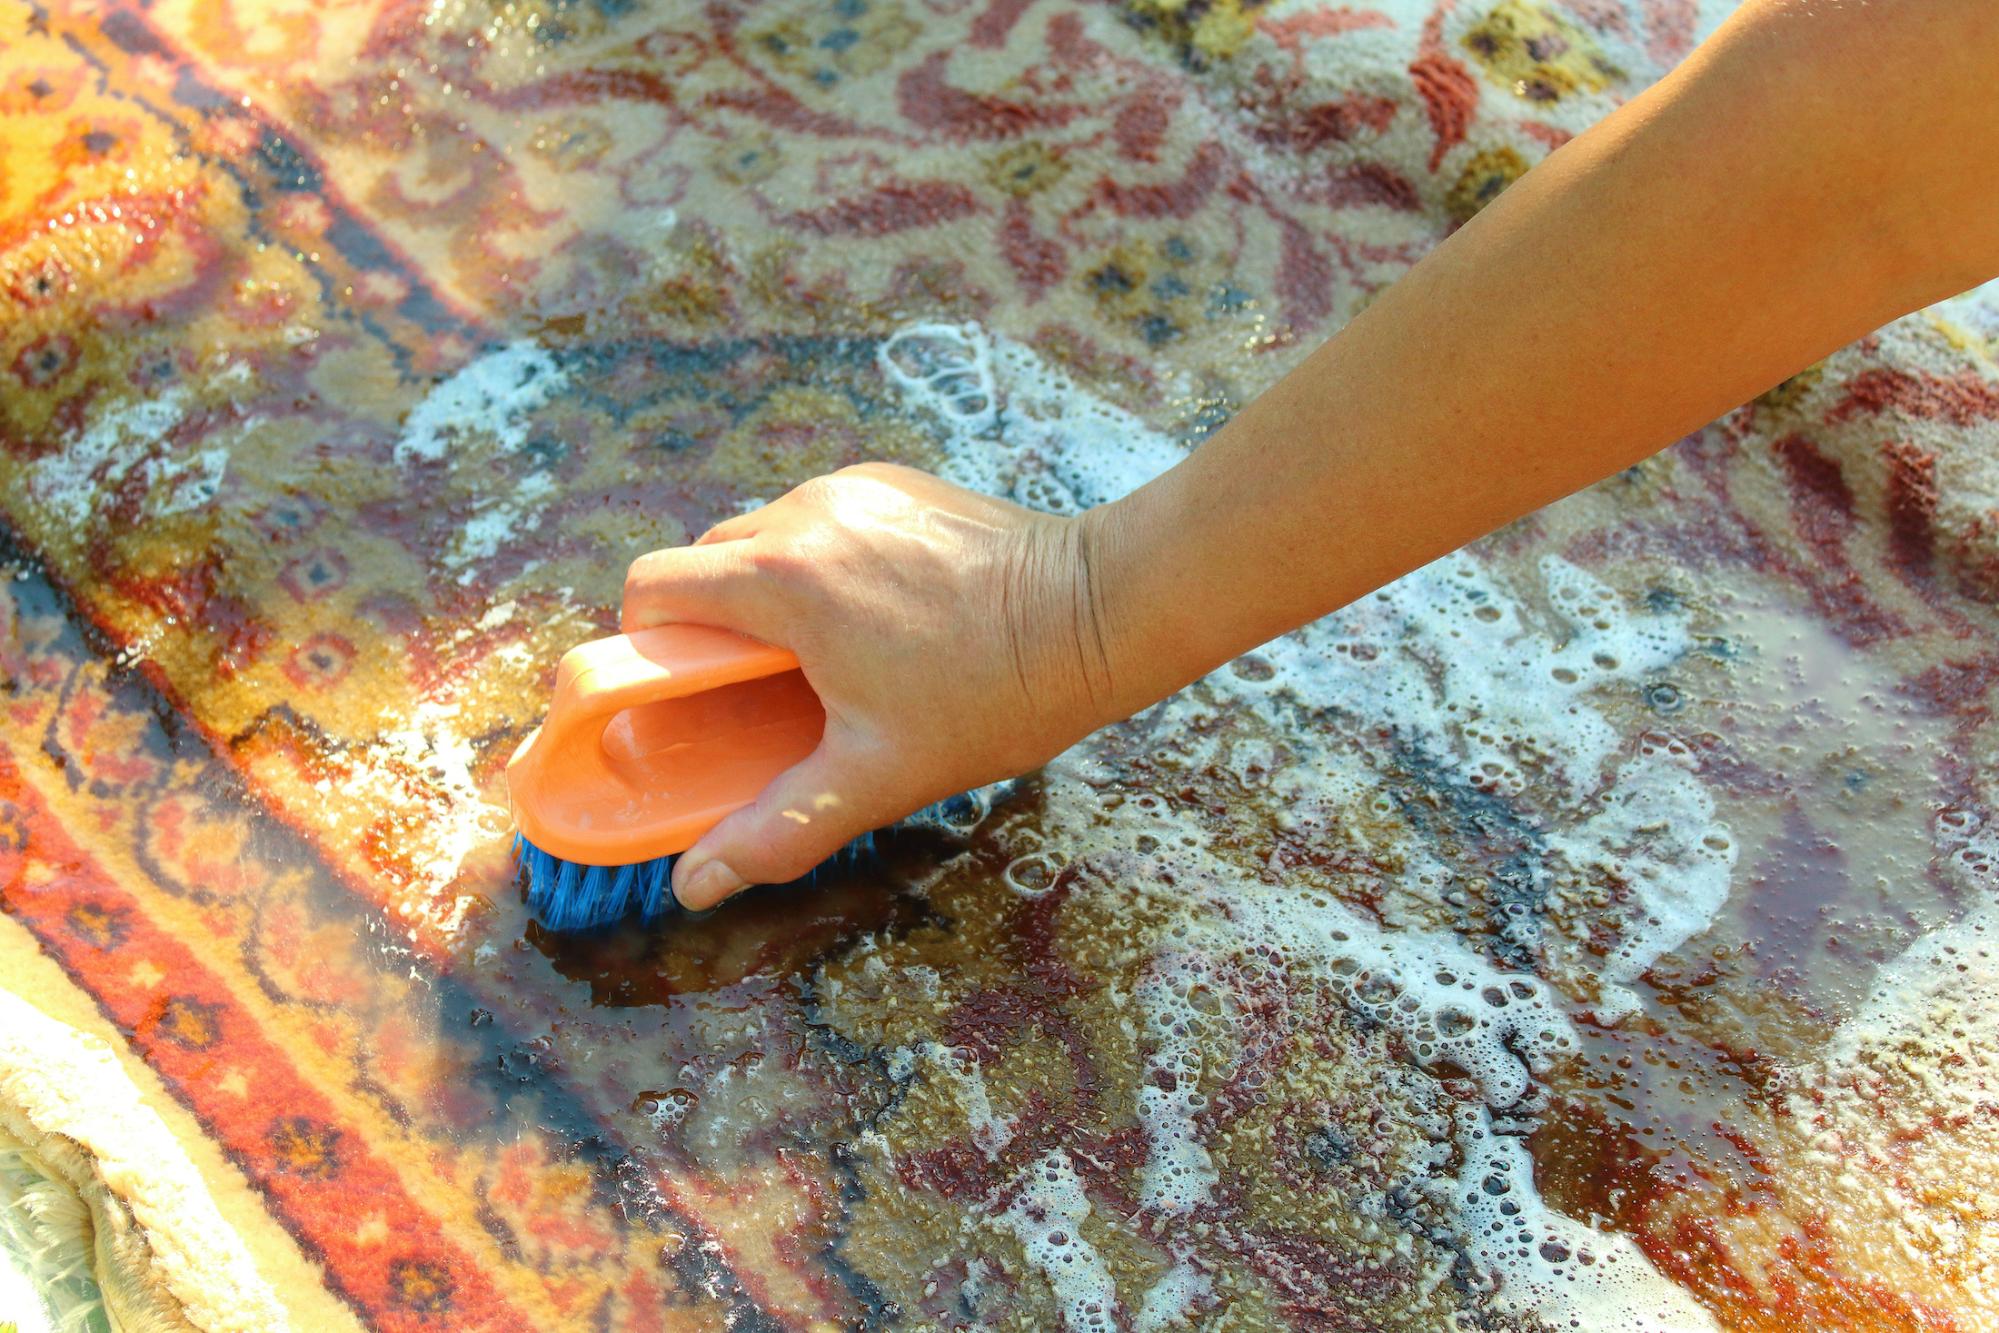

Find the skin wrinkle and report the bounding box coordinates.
[1000,521,1033,709]
[1074,516,1115,718]
[998,516,1110,762]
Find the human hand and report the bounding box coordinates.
[623,463,1119,910]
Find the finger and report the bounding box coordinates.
[620,542,772,634]
[670,741,895,909]
[695,505,767,546]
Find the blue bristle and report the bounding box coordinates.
[514,838,673,931]
[553,857,580,927]
[576,864,607,927]
[516,781,1012,931]
[608,862,637,919]
[637,856,673,922]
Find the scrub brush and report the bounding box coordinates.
[508,623,986,930]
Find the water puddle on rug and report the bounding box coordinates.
[454,321,1992,1330]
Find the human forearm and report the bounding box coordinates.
[1084,0,1999,716]
[632,1,1999,909]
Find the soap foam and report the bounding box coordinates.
[1827,804,1997,1072]
[896,1041,1017,1160]
[1256,552,1691,801]
[1000,1149,1121,1333]
[1133,950,1224,1213]
[888,319,1724,1328]
[30,388,192,529]
[393,338,565,465]
[349,696,511,938]
[1758,850,1999,1312]
[887,314,1733,1002]
[446,468,557,578]
[880,321,1187,515]
[394,339,567,580]
[1079,759,1719,1333]
[1452,1111,1717,1330]
[1546,745,1736,1018]
[1031,758,1718,1332]
[1132,1259,1211,1333]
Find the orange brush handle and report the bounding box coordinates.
[506,624,826,866]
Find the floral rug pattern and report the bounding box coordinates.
[1,0,1997,1329]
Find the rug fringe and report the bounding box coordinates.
[0,989,284,1332]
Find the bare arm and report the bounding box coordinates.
[1085,0,1999,718]
[628,0,1999,910]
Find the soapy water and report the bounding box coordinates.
[881,322,1191,515]
[25,387,213,531]
[25,304,1969,1328]
[876,319,1732,1328]
[1743,840,1999,1313]
[887,318,1733,1006]
[999,1150,1123,1333]
[863,317,1999,1326]
[1006,769,1715,1330]
[395,339,569,578]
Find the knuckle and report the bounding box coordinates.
[842,460,921,490]
[624,552,653,590]
[740,539,789,579]
[697,515,747,544]
[743,534,815,585]
[790,473,836,504]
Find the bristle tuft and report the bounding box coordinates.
[513,784,1010,931]
[637,857,673,922]
[516,840,679,931]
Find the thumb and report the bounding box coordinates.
[670,740,888,910]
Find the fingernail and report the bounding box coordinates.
[675,857,744,911]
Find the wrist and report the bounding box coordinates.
[1064,504,1124,729]
[1069,491,1208,727]
[978,511,1124,771]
